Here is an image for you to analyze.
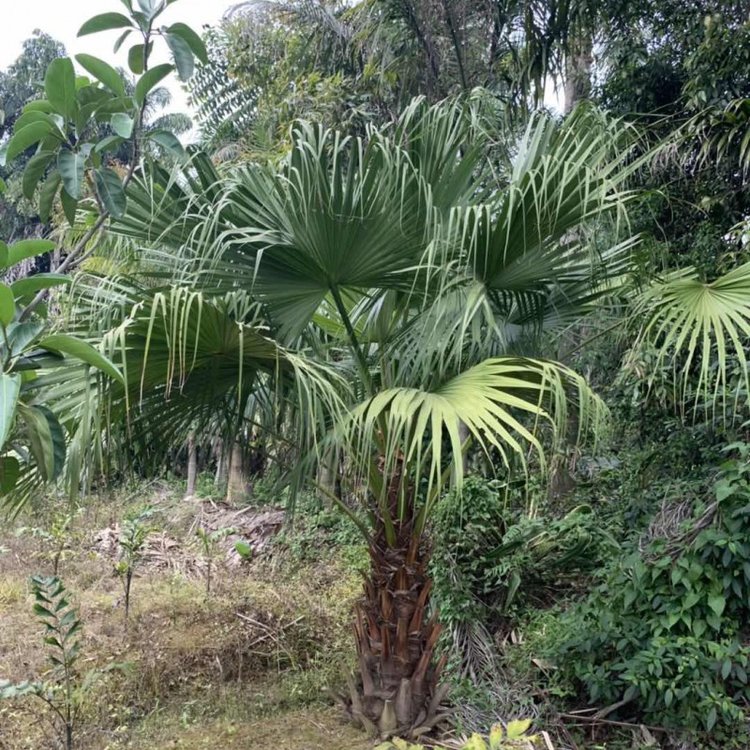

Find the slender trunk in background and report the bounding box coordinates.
[226,441,247,504]
[564,32,593,113]
[185,432,197,498]
[214,437,227,488]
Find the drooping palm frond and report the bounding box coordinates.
[338,356,607,540]
[630,262,750,420]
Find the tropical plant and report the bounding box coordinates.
[0,0,206,307]
[0,576,87,750]
[115,506,154,621]
[376,718,538,749]
[196,524,234,598]
[0,240,124,513]
[0,0,209,513]
[553,444,750,733]
[67,94,647,737]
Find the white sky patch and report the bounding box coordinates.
[0,0,233,118]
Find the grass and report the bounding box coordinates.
[0,483,366,749]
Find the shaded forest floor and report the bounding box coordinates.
[0,482,371,749]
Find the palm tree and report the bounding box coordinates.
[61,95,643,736]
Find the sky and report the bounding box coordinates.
[0,0,235,116]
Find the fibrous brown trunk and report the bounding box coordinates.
[344,470,449,739]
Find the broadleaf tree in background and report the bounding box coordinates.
[0,0,208,512]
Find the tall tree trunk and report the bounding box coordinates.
[185,432,197,498]
[226,441,247,504]
[345,473,448,738]
[564,32,593,113]
[214,437,227,488]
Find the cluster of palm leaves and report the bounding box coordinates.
[6,82,750,731]
[28,95,651,733]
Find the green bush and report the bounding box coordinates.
[552,444,750,734]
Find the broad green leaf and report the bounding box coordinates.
[5,240,56,269]
[167,23,208,65]
[60,190,78,226]
[45,58,77,121]
[707,594,726,616]
[78,12,133,36]
[0,456,20,494]
[165,33,194,81]
[23,100,56,114]
[0,283,15,326]
[134,64,173,105]
[94,168,127,218]
[18,404,66,481]
[7,320,46,355]
[111,113,134,139]
[94,135,125,154]
[0,373,21,450]
[128,44,152,75]
[13,111,62,135]
[39,172,61,223]
[148,130,186,161]
[5,122,54,162]
[113,29,133,53]
[57,150,85,200]
[11,274,69,300]
[75,54,126,97]
[136,0,157,19]
[39,334,124,383]
[22,152,56,201]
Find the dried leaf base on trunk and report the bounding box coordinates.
[342,538,451,739]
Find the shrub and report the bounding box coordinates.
[552,444,750,735]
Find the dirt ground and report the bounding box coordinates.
[0,489,369,750]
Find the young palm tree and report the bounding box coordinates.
[63,95,644,736]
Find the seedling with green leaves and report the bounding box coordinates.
[115,506,155,620]
[0,576,87,750]
[195,525,234,598]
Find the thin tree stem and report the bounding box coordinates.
[330,285,373,396]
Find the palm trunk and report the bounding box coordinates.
[346,475,449,738]
[226,441,247,504]
[185,432,197,498]
[214,437,227,488]
[563,32,593,113]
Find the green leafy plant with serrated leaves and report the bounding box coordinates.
[0,576,88,750]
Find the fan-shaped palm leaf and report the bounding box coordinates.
[631,262,750,419]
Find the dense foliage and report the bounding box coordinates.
[1,0,750,748]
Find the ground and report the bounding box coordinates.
[0,484,371,750]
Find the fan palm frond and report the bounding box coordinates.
[631,262,750,420]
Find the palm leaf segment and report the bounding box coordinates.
[632,262,750,419]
